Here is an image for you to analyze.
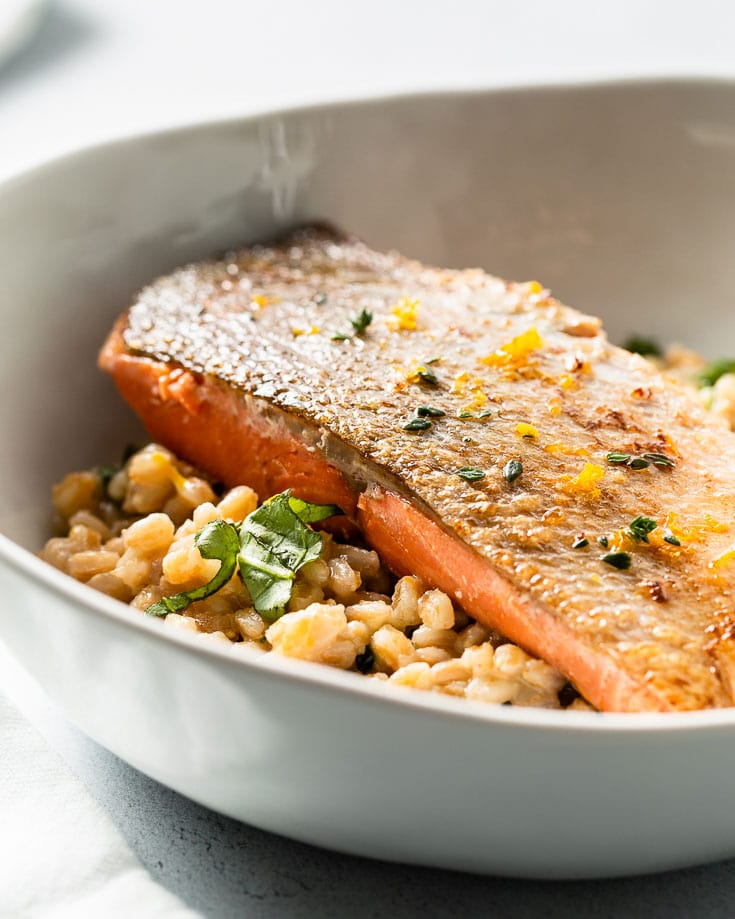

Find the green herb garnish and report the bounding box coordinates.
[599,536,609,548]
[332,308,373,341]
[697,359,735,388]
[417,405,446,418]
[417,368,439,385]
[146,519,241,618]
[314,292,327,305]
[601,551,632,570]
[623,336,662,357]
[572,536,589,549]
[147,493,339,621]
[350,308,373,335]
[477,410,494,419]
[641,452,675,468]
[628,515,657,543]
[502,459,523,483]
[425,356,441,364]
[458,411,474,419]
[237,493,338,618]
[606,451,674,470]
[355,646,375,673]
[403,417,432,431]
[663,532,681,546]
[456,466,486,482]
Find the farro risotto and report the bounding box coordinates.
[38,343,735,713]
[40,443,585,710]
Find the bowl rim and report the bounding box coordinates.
[3,73,735,192]
[4,76,735,734]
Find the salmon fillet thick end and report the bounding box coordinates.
[99,226,735,713]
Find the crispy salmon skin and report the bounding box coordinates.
[100,226,735,712]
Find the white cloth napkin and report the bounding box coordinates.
[0,682,200,918]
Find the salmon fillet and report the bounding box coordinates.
[100,226,735,712]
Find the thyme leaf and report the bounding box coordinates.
[417,368,439,385]
[641,452,675,468]
[403,417,432,431]
[502,459,523,483]
[456,466,486,483]
[628,515,657,543]
[601,551,632,570]
[350,308,373,335]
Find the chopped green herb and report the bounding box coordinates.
[425,356,441,364]
[314,292,327,305]
[623,336,662,357]
[147,519,240,617]
[502,459,523,483]
[403,417,432,431]
[598,536,609,548]
[697,359,735,388]
[641,452,675,468]
[95,464,119,488]
[572,536,589,549]
[350,308,373,335]
[332,308,373,341]
[628,515,658,543]
[147,493,340,622]
[122,443,141,463]
[601,551,632,570]
[355,646,375,673]
[477,410,494,419]
[462,436,475,444]
[417,405,446,418]
[456,466,486,483]
[663,532,681,546]
[607,451,674,470]
[458,411,475,419]
[417,368,439,385]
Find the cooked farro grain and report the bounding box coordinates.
[39,443,590,710]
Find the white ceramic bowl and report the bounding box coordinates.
[2,80,735,880]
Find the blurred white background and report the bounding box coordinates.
[2,0,735,182]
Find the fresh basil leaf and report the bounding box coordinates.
[623,336,662,357]
[697,358,735,388]
[286,493,341,524]
[238,492,337,620]
[146,519,240,617]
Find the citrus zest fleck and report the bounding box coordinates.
[388,296,420,331]
[559,462,605,499]
[516,423,539,439]
[480,327,544,368]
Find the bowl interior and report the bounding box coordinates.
[2,80,735,549]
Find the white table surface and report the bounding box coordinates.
[4,1,735,915]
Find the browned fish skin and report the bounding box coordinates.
[105,226,735,711]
